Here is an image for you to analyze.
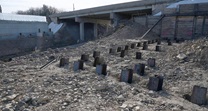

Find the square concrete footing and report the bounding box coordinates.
[120,69,133,83]
[117,47,122,52]
[81,54,89,61]
[59,58,69,67]
[148,75,163,91]
[142,44,148,50]
[191,85,207,105]
[134,63,145,76]
[93,57,104,67]
[136,52,142,59]
[96,64,107,75]
[155,45,161,52]
[147,58,156,67]
[93,51,100,58]
[120,50,126,58]
[109,48,116,54]
[73,60,84,71]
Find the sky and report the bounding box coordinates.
[0,0,138,13]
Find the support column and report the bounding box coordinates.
[80,22,84,41]
[94,23,98,39]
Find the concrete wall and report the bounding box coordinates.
[134,16,161,36]
[0,36,53,57]
[0,20,49,40]
[135,3,208,39]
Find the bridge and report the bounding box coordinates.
[50,0,178,42]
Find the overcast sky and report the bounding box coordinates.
[0,0,138,13]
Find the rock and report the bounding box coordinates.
[120,103,128,108]
[14,101,26,111]
[2,108,14,111]
[2,94,18,102]
[176,53,187,60]
[134,106,140,111]
[117,95,125,101]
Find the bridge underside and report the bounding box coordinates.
[55,8,152,42]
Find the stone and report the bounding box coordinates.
[134,63,145,76]
[190,85,207,105]
[96,64,107,75]
[120,69,133,84]
[148,75,163,91]
[176,53,187,60]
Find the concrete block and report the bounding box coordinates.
[124,45,129,50]
[120,50,126,58]
[168,41,172,46]
[136,52,142,59]
[147,58,156,67]
[157,40,161,45]
[155,45,161,51]
[117,47,122,52]
[148,75,163,91]
[191,85,207,105]
[96,64,107,75]
[134,63,145,76]
[109,48,116,54]
[137,42,141,47]
[93,57,104,67]
[93,51,100,58]
[73,60,84,71]
[130,43,135,49]
[81,54,89,61]
[143,41,148,45]
[142,44,148,50]
[120,69,133,83]
[59,58,69,67]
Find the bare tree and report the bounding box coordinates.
[0,5,2,13]
[16,5,63,23]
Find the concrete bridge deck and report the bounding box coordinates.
[50,0,177,20]
[49,0,179,43]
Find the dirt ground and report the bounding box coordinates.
[0,23,208,111]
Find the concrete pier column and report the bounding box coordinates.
[80,22,84,41]
[94,23,98,39]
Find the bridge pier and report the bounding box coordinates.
[80,22,85,41]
